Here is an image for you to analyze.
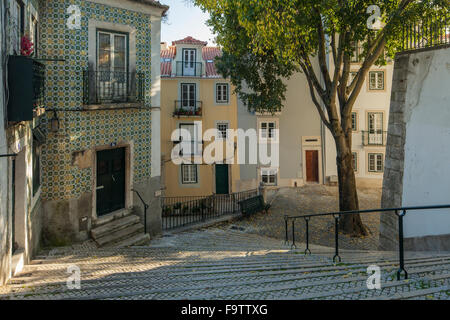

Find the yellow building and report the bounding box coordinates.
[161,37,240,197]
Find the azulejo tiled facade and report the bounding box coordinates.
[39,0,153,200]
[38,0,167,244]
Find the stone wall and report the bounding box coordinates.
[380,45,450,251]
[379,54,409,251]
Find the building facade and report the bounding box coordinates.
[160,37,240,197]
[1,0,167,285]
[38,0,167,245]
[1,0,45,285]
[238,46,393,190]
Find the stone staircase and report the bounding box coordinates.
[0,228,448,300]
[91,209,150,248]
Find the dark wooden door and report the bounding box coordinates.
[306,150,319,183]
[96,148,126,216]
[215,164,229,194]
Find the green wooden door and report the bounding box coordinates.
[96,148,126,216]
[215,164,229,194]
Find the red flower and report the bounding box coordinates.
[20,35,34,56]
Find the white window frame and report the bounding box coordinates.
[97,30,129,73]
[10,0,23,55]
[181,164,198,184]
[368,71,385,90]
[216,122,229,140]
[368,153,384,172]
[258,120,277,141]
[180,83,197,108]
[179,122,201,156]
[260,168,278,186]
[351,112,358,131]
[216,83,229,104]
[352,152,358,172]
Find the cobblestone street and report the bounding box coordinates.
[219,185,382,250]
[0,228,449,300]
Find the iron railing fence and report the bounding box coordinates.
[83,70,144,105]
[362,131,388,146]
[175,61,203,77]
[401,12,450,51]
[161,189,259,230]
[173,100,203,117]
[32,59,46,109]
[283,204,450,281]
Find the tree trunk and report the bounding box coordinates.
[335,134,368,237]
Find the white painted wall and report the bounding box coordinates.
[401,47,450,238]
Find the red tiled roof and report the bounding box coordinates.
[160,45,223,78]
[172,36,208,46]
[202,47,222,78]
[161,46,176,76]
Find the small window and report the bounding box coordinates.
[368,153,384,172]
[216,122,229,140]
[352,152,358,172]
[181,83,196,108]
[261,168,277,185]
[179,123,201,156]
[10,0,25,54]
[181,164,198,184]
[259,121,276,140]
[32,136,41,195]
[216,83,229,103]
[351,42,362,63]
[351,112,358,131]
[369,71,385,90]
[31,16,38,56]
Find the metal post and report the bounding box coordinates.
[304,217,311,255]
[397,210,408,280]
[144,203,149,234]
[333,215,341,263]
[291,220,297,249]
[284,216,288,245]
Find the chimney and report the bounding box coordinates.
[160,42,168,51]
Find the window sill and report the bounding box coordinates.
[84,102,145,111]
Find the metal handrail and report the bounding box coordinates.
[284,204,450,280]
[131,189,149,234]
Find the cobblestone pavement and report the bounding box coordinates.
[0,228,449,300]
[218,185,382,250]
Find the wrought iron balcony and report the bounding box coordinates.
[362,131,388,146]
[83,70,144,105]
[175,61,203,77]
[173,100,202,117]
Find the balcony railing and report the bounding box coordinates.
[173,100,202,117]
[401,12,449,51]
[175,61,203,77]
[83,70,144,105]
[362,131,388,146]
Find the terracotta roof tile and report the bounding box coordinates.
[160,40,223,78]
[172,36,208,46]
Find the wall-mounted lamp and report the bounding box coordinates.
[50,110,60,133]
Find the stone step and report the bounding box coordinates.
[10,255,450,288]
[92,209,133,228]
[95,223,144,247]
[8,260,447,299]
[105,233,151,248]
[5,255,448,300]
[9,264,447,300]
[91,215,140,240]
